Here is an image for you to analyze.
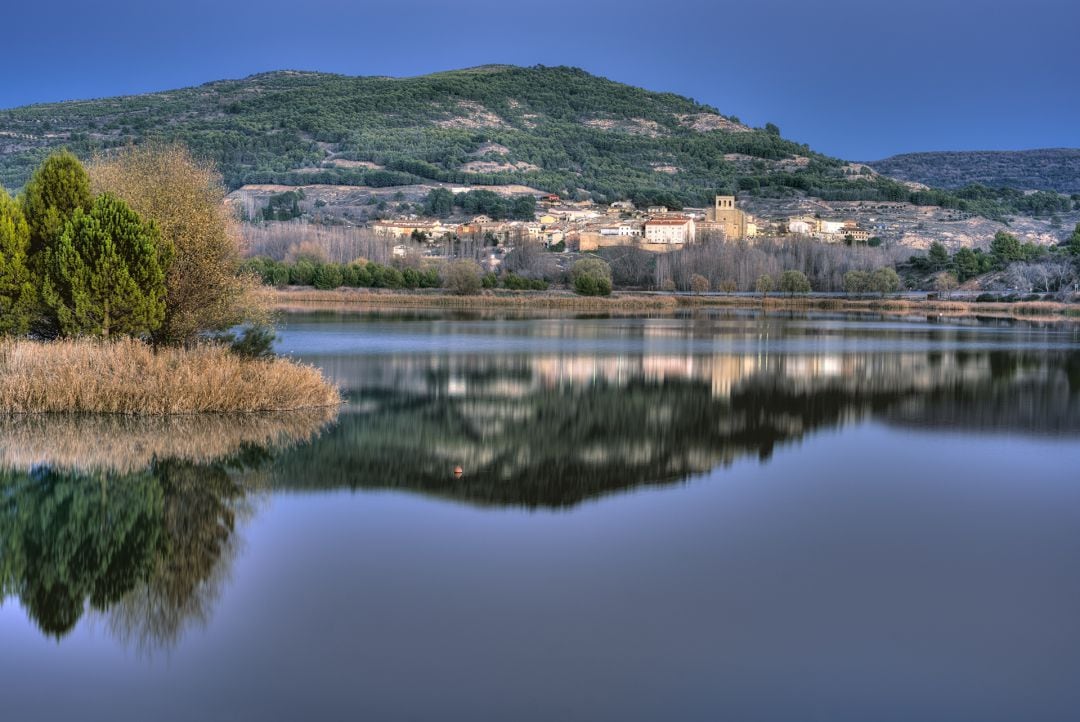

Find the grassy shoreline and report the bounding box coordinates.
[0,339,340,415]
[267,287,1080,323]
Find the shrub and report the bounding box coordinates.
[401,267,421,289]
[779,270,811,295]
[844,270,870,295]
[870,267,902,296]
[290,259,316,286]
[975,293,998,303]
[482,272,498,289]
[368,263,404,289]
[349,262,373,287]
[221,324,278,359]
[689,274,710,294]
[571,257,613,296]
[419,268,440,288]
[444,259,483,295]
[312,263,344,290]
[932,271,959,298]
[755,274,773,297]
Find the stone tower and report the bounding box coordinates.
[709,195,747,240]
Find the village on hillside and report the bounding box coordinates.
[367,192,876,258]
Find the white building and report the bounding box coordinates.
[598,224,641,237]
[644,217,696,244]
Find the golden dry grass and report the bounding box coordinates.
[677,294,1080,322]
[0,408,337,473]
[267,287,1080,322]
[267,287,680,311]
[0,338,340,415]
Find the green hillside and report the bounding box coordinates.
[0,65,1071,216]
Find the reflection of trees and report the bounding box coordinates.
[0,412,328,648]
[269,375,895,508]
[0,460,255,645]
[0,468,162,637]
[271,350,1080,509]
[105,460,253,653]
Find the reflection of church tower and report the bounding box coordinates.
[709,195,747,240]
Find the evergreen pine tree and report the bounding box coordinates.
[0,188,36,335]
[42,194,167,338]
[20,150,92,260]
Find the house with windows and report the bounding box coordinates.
[644,217,696,245]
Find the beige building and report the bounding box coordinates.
[706,195,750,240]
[372,219,451,240]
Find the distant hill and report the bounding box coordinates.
[1,66,1073,219]
[868,149,1080,195]
[0,65,926,207]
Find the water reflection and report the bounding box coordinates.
[0,411,335,646]
[278,348,1080,507]
[3,315,1080,652]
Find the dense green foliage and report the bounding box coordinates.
[19,150,93,258]
[424,188,536,220]
[778,270,811,295]
[0,189,35,334]
[571,257,613,296]
[41,194,168,338]
[242,256,440,290]
[3,150,258,343]
[906,231,1068,282]
[2,65,1047,215]
[260,189,304,221]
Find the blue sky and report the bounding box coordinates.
[3,0,1077,160]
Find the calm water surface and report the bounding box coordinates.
[3,310,1080,721]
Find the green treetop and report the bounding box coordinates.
[20,150,92,259]
[989,231,1023,265]
[42,194,168,338]
[1068,223,1080,256]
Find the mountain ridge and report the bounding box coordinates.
[0,65,1071,219]
[868,148,1080,195]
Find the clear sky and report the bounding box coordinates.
[3,0,1077,160]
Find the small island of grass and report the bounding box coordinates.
[0,339,339,415]
[0,145,338,414]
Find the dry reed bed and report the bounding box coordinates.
[0,408,337,473]
[268,287,679,311]
[0,339,340,415]
[675,295,1080,321]
[268,287,1079,322]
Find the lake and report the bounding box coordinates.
[3,309,1080,722]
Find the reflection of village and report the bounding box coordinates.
[304,343,1080,507]
[372,193,876,258]
[327,349,997,403]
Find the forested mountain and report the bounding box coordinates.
[1,65,1073,217]
[869,149,1080,194]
